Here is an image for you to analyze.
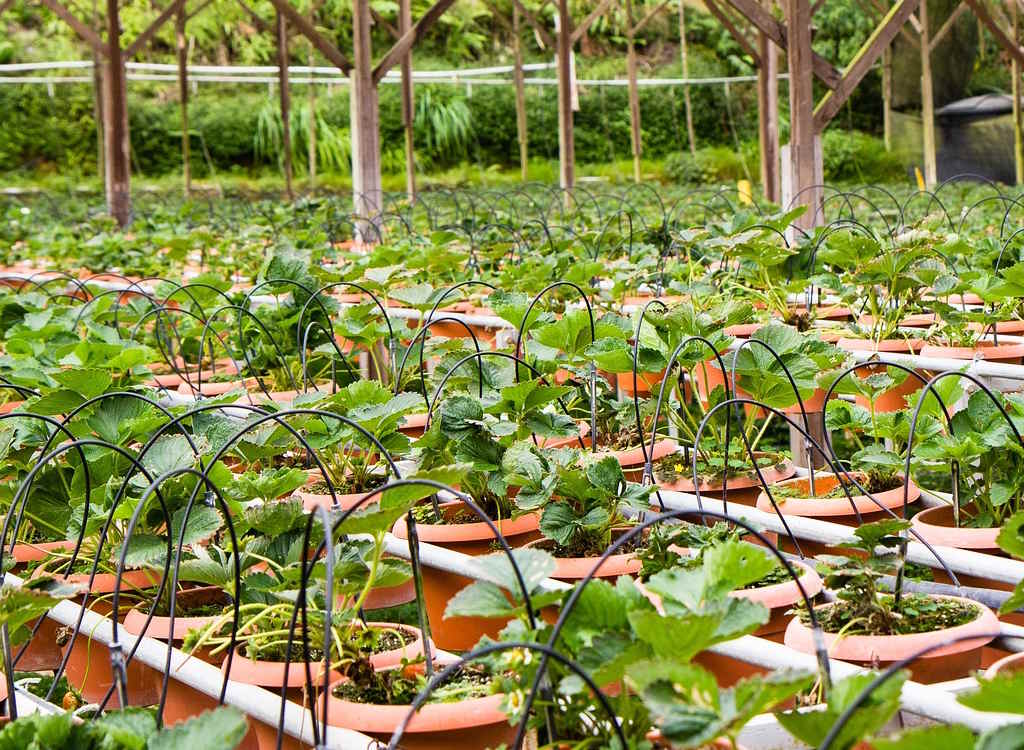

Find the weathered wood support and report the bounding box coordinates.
[556,0,575,190]
[626,0,642,183]
[176,6,190,194]
[400,0,416,200]
[882,43,892,150]
[103,0,132,226]
[1015,0,1023,184]
[920,0,936,186]
[679,0,697,156]
[275,10,294,199]
[351,0,382,225]
[784,0,820,227]
[513,4,529,180]
[757,2,779,202]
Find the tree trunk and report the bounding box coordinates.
[276,10,294,199]
[104,0,131,226]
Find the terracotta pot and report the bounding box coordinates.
[781,387,831,414]
[615,368,667,396]
[588,438,678,481]
[969,319,1024,335]
[909,505,1019,601]
[724,323,760,338]
[55,567,164,707]
[857,313,936,329]
[323,675,515,750]
[399,411,429,438]
[538,421,590,450]
[757,473,920,521]
[836,337,925,413]
[920,341,1024,365]
[757,473,919,556]
[784,595,999,683]
[984,650,1024,678]
[391,502,542,650]
[659,454,796,508]
[0,401,23,415]
[122,586,229,642]
[10,539,72,565]
[177,377,259,397]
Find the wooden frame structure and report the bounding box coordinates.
[8,0,1024,227]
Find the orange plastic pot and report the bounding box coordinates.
[784,596,998,683]
[920,341,1024,365]
[837,337,925,413]
[56,568,164,707]
[659,455,796,508]
[615,368,667,396]
[391,502,542,651]
[323,675,515,750]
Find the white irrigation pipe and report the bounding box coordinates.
[379,532,1021,735]
[0,58,785,88]
[1,570,380,749]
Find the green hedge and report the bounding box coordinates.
[3,79,902,181]
[0,79,764,177]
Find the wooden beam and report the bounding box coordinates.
[266,0,352,73]
[965,0,1024,64]
[275,9,293,200]
[125,0,187,58]
[176,7,191,195]
[373,0,457,83]
[679,0,696,155]
[758,0,779,202]
[810,0,826,14]
[862,0,919,43]
[371,7,400,38]
[514,2,529,179]
[1014,0,1023,183]
[722,0,842,88]
[571,0,614,42]
[626,0,642,183]
[921,0,937,185]
[351,0,382,228]
[39,0,106,55]
[556,0,574,189]
[237,0,272,34]
[786,0,820,228]
[103,0,132,226]
[929,0,967,50]
[509,0,554,47]
[705,0,760,63]
[632,0,669,34]
[813,0,920,130]
[399,0,416,199]
[186,0,214,22]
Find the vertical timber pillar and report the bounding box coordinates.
[882,43,893,151]
[626,0,642,183]
[176,8,191,195]
[104,0,131,226]
[400,0,416,200]
[679,0,696,155]
[1014,0,1023,184]
[757,3,779,203]
[556,0,575,192]
[513,4,529,181]
[276,10,294,200]
[785,0,820,228]
[351,0,383,233]
[920,0,937,186]
[308,7,318,187]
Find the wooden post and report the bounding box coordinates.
[679,0,696,155]
[882,43,892,151]
[400,0,416,200]
[176,7,191,195]
[514,3,529,180]
[785,0,820,227]
[556,0,575,191]
[920,0,937,186]
[275,10,294,199]
[90,0,104,184]
[307,8,317,187]
[626,0,642,183]
[1014,0,1023,184]
[104,0,132,226]
[351,0,383,226]
[757,2,779,202]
